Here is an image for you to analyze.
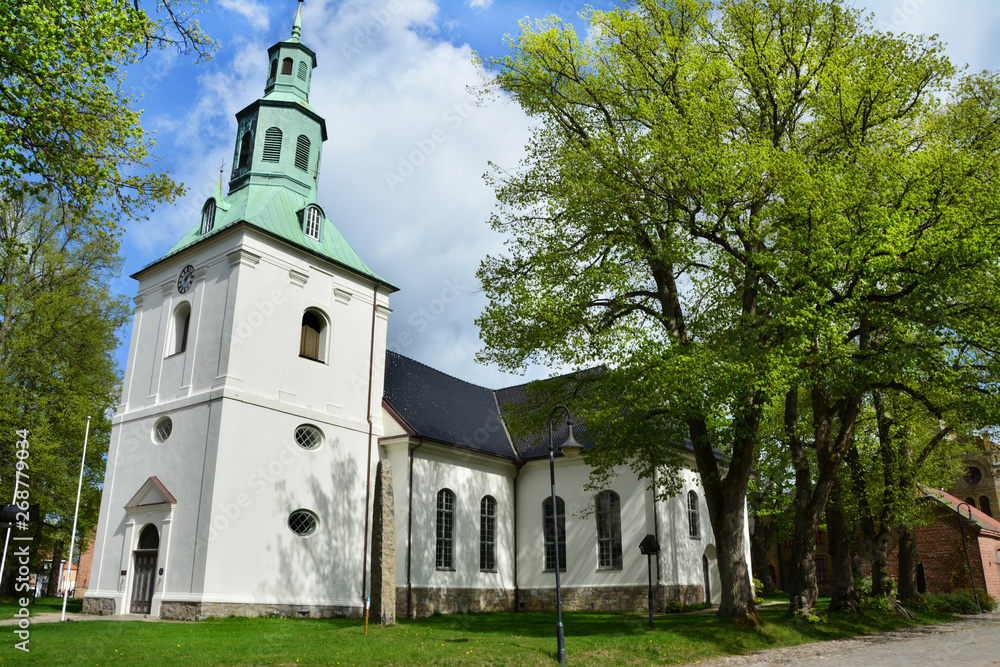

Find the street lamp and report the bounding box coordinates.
[548,405,582,667]
[957,502,982,613]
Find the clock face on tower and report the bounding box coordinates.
[177,265,195,294]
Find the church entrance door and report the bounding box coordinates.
[130,524,160,614]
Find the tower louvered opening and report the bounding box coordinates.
[295,135,311,172]
[262,127,282,163]
[297,62,308,81]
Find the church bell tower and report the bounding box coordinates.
[84,1,396,620]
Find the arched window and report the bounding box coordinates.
[295,135,311,172]
[543,496,566,572]
[299,309,327,362]
[171,302,191,355]
[281,57,293,75]
[917,562,927,593]
[137,524,159,551]
[687,491,700,539]
[480,495,496,572]
[262,127,282,162]
[596,490,622,569]
[201,199,216,234]
[436,489,455,570]
[981,496,993,517]
[269,59,278,80]
[304,206,321,240]
[297,61,308,81]
[702,554,711,603]
[966,497,977,508]
[238,131,253,169]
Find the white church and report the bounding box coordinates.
[84,3,748,620]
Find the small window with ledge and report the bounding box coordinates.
[269,59,278,80]
[304,206,321,240]
[201,200,216,234]
[299,309,327,362]
[281,57,293,75]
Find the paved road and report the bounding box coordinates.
[696,614,1000,667]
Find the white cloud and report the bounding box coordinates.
[218,0,270,31]
[467,0,494,9]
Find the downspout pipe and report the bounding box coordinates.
[361,287,379,603]
[407,439,424,618]
[512,459,525,612]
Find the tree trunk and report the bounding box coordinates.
[46,540,63,598]
[826,477,859,612]
[749,514,775,595]
[897,525,919,601]
[688,415,760,628]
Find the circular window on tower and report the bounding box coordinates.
[153,417,173,444]
[964,466,983,485]
[288,509,318,537]
[294,424,323,450]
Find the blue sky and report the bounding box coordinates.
[118,0,1000,389]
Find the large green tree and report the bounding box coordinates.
[0,193,129,590]
[477,0,1000,623]
[0,1,215,233]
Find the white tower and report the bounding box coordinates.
[84,2,395,618]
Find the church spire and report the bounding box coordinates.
[291,0,303,41]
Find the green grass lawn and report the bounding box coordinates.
[0,597,81,617]
[0,604,956,666]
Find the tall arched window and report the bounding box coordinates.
[238,131,253,169]
[917,562,927,593]
[281,57,293,75]
[981,496,993,517]
[966,497,977,508]
[436,489,455,570]
[201,199,216,234]
[171,302,191,355]
[702,554,711,603]
[543,496,566,572]
[687,490,700,539]
[480,495,496,572]
[815,557,829,583]
[596,490,622,569]
[295,135,311,172]
[299,309,327,362]
[263,127,282,162]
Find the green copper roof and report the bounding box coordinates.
[150,184,396,290]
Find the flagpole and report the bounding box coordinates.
[61,416,90,622]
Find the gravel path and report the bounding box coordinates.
[694,614,1000,666]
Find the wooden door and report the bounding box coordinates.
[130,552,157,614]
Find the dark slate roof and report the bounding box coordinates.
[383,351,517,459]
[494,381,596,460]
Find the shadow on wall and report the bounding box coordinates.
[267,456,364,617]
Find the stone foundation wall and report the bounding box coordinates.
[397,586,515,618]
[395,583,706,617]
[158,601,362,621]
[82,597,117,616]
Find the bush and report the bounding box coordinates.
[752,577,764,592]
[855,575,872,597]
[906,591,995,615]
[664,601,684,614]
[753,596,764,605]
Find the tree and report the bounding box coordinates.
[0,193,129,591]
[0,1,216,234]
[477,0,1000,623]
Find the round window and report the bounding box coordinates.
[294,424,323,450]
[964,466,983,485]
[153,417,173,444]
[288,510,318,536]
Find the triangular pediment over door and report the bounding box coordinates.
[124,476,177,509]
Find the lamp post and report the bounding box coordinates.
[548,405,582,667]
[956,502,982,613]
